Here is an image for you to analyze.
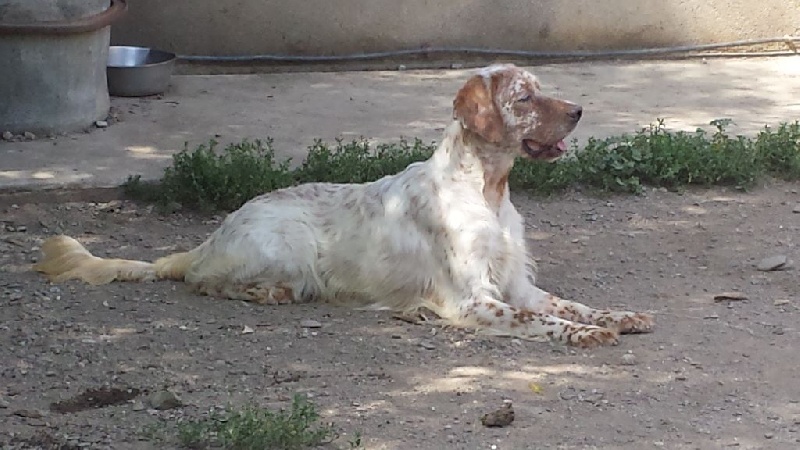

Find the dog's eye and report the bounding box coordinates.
[517,95,532,103]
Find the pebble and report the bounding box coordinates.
[131,401,145,411]
[0,398,9,409]
[1,131,13,141]
[756,255,789,271]
[418,340,436,350]
[299,319,322,329]
[95,120,108,128]
[793,204,800,214]
[23,131,35,140]
[620,353,637,365]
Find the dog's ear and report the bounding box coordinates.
[453,75,504,143]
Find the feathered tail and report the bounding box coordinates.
[33,235,197,285]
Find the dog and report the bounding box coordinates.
[34,64,653,347]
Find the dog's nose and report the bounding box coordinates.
[567,105,583,122]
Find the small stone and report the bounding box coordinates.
[131,401,145,411]
[418,340,436,350]
[450,63,464,69]
[481,403,515,428]
[774,299,791,306]
[765,433,774,439]
[397,64,407,71]
[146,390,183,410]
[757,255,788,271]
[95,120,108,128]
[2,131,13,141]
[299,319,322,329]
[793,204,800,214]
[241,325,254,334]
[0,398,9,408]
[620,353,637,365]
[23,131,35,140]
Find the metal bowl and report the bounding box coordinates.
[107,46,176,97]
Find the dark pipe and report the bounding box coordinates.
[0,0,127,35]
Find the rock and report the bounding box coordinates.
[2,131,13,141]
[146,390,183,410]
[793,204,800,214]
[241,325,254,334]
[774,299,791,306]
[418,340,436,350]
[481,403,515,428]
[95,120,108,128]
[0,398,9,409]
[620,353,637,365]
[756,255,789,271]
[131,401,145,411]
[299,319,322,329]
[23,131,36,140]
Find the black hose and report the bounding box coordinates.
[178,36,799,63]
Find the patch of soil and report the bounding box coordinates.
[7,431,80,450]
[1,183,799,449]
[50,387,141,414]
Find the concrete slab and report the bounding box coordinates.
[1,57,799,192]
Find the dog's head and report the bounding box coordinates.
[453,64,582,161]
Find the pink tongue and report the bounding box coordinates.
[556,140,567,151]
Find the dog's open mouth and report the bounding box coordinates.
[522,139,567,160]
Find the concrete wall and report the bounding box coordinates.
[110,0,800,56]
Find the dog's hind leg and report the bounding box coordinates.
[192,282,303,305]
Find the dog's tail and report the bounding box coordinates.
[33,235,197,285]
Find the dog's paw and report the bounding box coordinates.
[595,312,655,335]
[614,312,655,334]
[566,325,619,348]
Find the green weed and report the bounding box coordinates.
[146,394,338,450]
[123,119,800,211]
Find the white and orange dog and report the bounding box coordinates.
[35,64,653,347]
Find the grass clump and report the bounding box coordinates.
[156,395,338,450]
[511,119,800,194]
[124,139,294,212]
[123,119,800,211]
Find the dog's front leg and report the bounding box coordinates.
[452,290,619,348]
[505,272,654,334]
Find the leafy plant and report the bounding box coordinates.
[169,395,337,450]
[123,119,800,212]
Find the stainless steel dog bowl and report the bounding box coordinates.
[107,46,176,97]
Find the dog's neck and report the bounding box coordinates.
[433,121,516,212]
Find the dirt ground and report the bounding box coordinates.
[1,182,799,450]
